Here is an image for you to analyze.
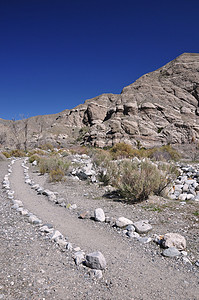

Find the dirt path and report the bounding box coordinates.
[2,159,199,299]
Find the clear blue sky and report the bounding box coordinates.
[0,0,199,120]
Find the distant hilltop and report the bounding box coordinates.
[0,53,199,151]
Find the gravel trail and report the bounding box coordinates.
[1,159,199,299]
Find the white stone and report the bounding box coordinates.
[28,215,42,225]
[73,251,85,265]
[115,217,133,228]
[162,233,186,250]
[178,193,187,201]
[49,230,63,241]
[94,208,106,222]
[186,194,195,200]
[12,200,23,207]
[127,231,140,238]
[133,220,152,234]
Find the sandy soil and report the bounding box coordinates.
[0,159,198,300]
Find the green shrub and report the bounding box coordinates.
[29,154,41,164]
[49,168,65,182]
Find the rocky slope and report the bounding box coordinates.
[0,53,199,150]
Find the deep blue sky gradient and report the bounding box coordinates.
[0,0,199,120]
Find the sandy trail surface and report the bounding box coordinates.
[0,159,199,299]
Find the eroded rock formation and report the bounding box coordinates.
[0,53,199,150]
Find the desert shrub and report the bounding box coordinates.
[76,126,90,142]
[28,149,46,156]
[2,151,11,158]
[108,143,180,161]
[105,159,179,203]
[110,143,135,159]
[49,168,65,182]
[39,143,54,151]
[39,156,70,178]
[70,146,89,155]
[148,145,181,161]
[92,149,112,167]
[10,149,26,157]
[29,154,41,164]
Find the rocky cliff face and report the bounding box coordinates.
[0,53,199,150]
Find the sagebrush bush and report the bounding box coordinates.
[104,159,179,202]
[9,149,26,157]
[28,149,46,156]
[92,149,112,167]
[29,154,41,164]
[109,143,180,161]
[110,143,135,159]
[39,156,70,179]
[49,168,65,182]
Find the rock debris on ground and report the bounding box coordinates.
[0,158,199,300]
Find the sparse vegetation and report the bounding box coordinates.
[38,156,70,181]
[98,158,179,203]
[109,143,181,161]
[49,168,65,182]
[2,151,11,158]
[39,143,54,151]
[28,149,46,156]
[77,126,90,142]
[29,154,41,164]
[2,149,26,158]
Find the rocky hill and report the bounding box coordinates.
[0,53,199,150]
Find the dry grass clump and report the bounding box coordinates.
[28,149,46,156]
[49,168,65,182]
[2,151,11,158]
[2,149,26,158]
[39,143,54,151]
[70,146,89,155]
